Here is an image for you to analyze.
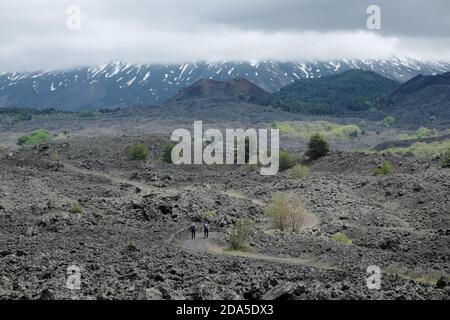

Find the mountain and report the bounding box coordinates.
[388,72,450,125]
[166,78,281,107]
[274,70,399,115]
[0,58,449,111]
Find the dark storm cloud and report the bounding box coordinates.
[0,0,449,71]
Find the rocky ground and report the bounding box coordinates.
[0,108,449,300]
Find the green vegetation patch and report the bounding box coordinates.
[17,129,51,146]
[128,143,150,161]
[331,232,353,245]
[290,164,310,178]
[373,161,394,176]
[273,120,361,142]
[383,140,450,159]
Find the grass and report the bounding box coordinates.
[383,140,450,159]
[273,120,361,142]
[373,161,394,176]
[331,232,352,245]
[69,205,84,214]
[17,129,51,145]
[398,127,438,141]
[290,164,310,178]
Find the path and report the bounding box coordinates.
[180,232,335,270]
[64,163,328,269]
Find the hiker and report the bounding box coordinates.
[190,223,196,239]
[203,223,209,239]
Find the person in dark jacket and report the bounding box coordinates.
[203,223,209,239]
[190,223,196,239]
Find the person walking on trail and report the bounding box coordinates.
[190,223,196,239]
[203,223,209,239]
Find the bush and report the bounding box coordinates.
[306,134,330,160]
[70,205,84,214]
[203,210,217,220]
[383,116,396,126]
[49,151,61,162]
[266,193,305,232]
[229,218,253,250]
[373,160,394,176]
[290,164,310,178]
[17,129,50,145]
[331,232,352,245]
[442,150,450,168]
[128,143,149,161]
[279,150,297,171]
[162,142,176,163]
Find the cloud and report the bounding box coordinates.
[0,0,449,71]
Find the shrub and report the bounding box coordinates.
[331,232,352,245]
[203,210,217,220]
[279,150,297,171]
[229,218,253,250]
[17,129,51,145]
[49,151,61,162]
[373,161,394,176]
[162,142,176,163]
[290,164,310,178]
[128,143,149,161]
[266,193,305,232]
[383,116,396,126]
[306,134,330,160]
[415,127,436,139]
[70,205,84,214]
[0,144,8,153]
[442,150,450,168]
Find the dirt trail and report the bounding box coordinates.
[63,162,155,194]
[64,163,328,269]
[180,232,335,270]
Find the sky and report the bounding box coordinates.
[1,0,450,71]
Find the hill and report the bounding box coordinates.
[388,72,450,125]
[165,78,281,107]
[274,70,399,115]
[1,58,449,111]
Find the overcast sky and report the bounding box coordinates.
[1,0,450,71]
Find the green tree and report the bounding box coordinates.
[306,134,330,160]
